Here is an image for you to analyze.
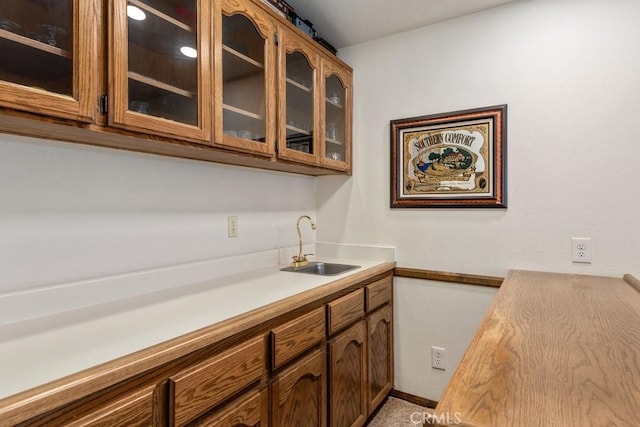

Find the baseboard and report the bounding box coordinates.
[390,389,438,409]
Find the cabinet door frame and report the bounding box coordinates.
[319,58,352,173]
[367,304,393,414]
[108,0,212,142]
[277,26,321,166]
[0,0,99,123]
[328,320,368,427]
[214,0,277,157]
[271,348,327,427]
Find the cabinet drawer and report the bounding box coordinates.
[271,306,325,369]
[191,387,267,427]
[327,288,365,335]
[366,276,392,312]
[66,385,156,427]
[170,335,265,427]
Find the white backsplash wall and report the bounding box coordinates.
[318,0,640,401]
[0,133,317,292]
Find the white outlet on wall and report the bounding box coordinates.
[228,216,238,238]
[431,346,446,370]
[571,237,591,263]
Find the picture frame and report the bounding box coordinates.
[390,105,507,208]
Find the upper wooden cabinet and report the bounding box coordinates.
[0,0,99,122]
[215,0,277,157]
[108,0,212,141]
[277,25,321,166]
[321,58,352,172]
[0,0,353,175]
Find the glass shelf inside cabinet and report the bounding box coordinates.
[221,13,267,143]
[324,74,346,162]
[126,0,198,125]
[0,0,73,95]
[285,51,314,154]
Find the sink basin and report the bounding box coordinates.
[280,262,360,276]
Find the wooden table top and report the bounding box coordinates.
[434,270,640,427]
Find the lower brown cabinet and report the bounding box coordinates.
[367,304,393,413]
[328,320,368,427]
[271,348,327,427]
[2,271,394,427]
[190,387,268,427]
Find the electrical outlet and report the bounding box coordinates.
[571,237,591,263]
[228,216,238,238]
[431,346,446,370]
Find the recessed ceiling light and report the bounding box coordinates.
[180,46,198,58]
[127,5,146,21]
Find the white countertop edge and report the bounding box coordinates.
[0,249,394,400]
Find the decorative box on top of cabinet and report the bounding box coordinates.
[0,0,99,122]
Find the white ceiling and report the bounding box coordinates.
[282,0,519,49]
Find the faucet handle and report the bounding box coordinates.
[304,253,314,257]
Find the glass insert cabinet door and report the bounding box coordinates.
[322,61,351,171]
[0,0,98,122]
[109,0,211,142]
[216,0,275,157]
[278,28,320,165]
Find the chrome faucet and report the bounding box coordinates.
[292,215,316,267]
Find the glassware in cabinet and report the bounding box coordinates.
[0,0,98,122]
[277,28,320,165]
[109,0,211,142]
[216,0,276,156]
[321,60,352,172]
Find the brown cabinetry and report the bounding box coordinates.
[0,0,353,175]
[320,58,352,172]
[191,387,268,427]
[0,267,395,427]
[271,348,326,427]
[0,0,99,122]
[327,276,394,426]
[169,335,265,426]
[108,0,212,141]
[328,320,368,427]
[365,277,394,416]
[215,0,277,157]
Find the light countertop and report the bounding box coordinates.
[0,256,392,401]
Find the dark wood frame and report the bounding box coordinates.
[390,105,507,208]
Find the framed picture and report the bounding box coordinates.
[390,105,507,208]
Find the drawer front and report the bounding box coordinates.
[170,335,265,427]
[327,288,365,335]
[191,387,267,427]
[366,276,392,312]
[272,306,325,370]
[67,385,156,427]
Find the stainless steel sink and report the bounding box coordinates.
[280,262,360,276]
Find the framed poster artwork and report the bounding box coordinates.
[390,105,507,208]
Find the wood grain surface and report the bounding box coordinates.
[327,288,365,335]
[394,267,503,288]
[434,270,640,426]
[170,335,264,426]
[271,306,325,369]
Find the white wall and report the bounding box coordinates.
[0,134,316,292]
[319,0,640,401]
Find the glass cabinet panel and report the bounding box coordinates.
[0,0,97,121]
[324,74,346,163]
[285,51,315,155]
[0,0,73,95]
[222,13,266,143]
[126,0,198,125]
